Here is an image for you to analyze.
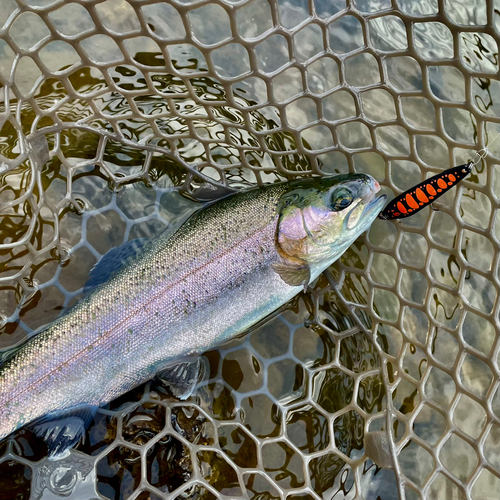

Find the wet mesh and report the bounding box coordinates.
[0,0,499,499]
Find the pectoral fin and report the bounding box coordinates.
[272,258,311,289]
[30,404,98,460]
[155,357,202,400]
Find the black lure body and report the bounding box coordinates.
[378,163,473,220]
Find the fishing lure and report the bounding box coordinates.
[379,132,500,220]
[378,162,473,220]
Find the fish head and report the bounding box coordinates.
[276,174,386,266]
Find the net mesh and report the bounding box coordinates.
[0,0,499,499]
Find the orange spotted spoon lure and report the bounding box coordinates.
[378,162,473,220]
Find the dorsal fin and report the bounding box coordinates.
[185,183,238,203]
[84,238,148,294]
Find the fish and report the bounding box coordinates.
[378,163,472,220]
[0,174,385,458]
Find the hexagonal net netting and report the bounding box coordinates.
[0,0,499,499]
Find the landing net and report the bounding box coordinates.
[0,1,499,499]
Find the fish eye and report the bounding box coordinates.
[330,188,354,211]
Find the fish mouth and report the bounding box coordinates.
[359,175,387,220]
[364,194,387,219]
[344,192,386,232]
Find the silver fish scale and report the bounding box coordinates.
[0,183,290,439]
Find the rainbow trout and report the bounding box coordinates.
[0,174,385,457]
